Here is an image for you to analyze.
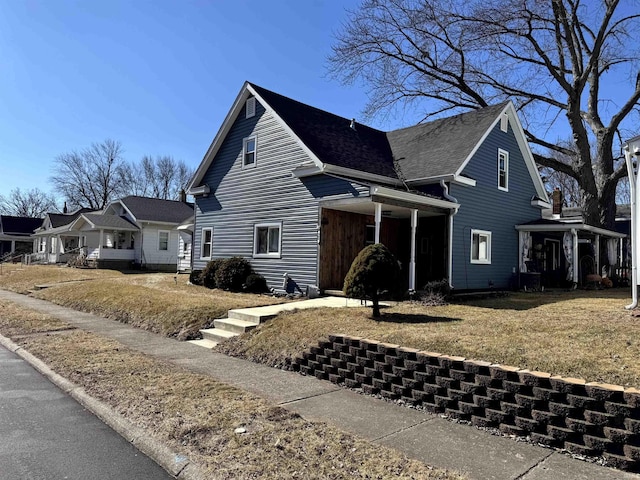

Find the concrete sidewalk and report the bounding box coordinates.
[0,289,636,480]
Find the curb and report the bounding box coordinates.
[0,333,211,480]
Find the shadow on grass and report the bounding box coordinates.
[378,312,462,324]
[452,288,630,311]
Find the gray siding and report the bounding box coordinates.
[450,122,541,290]
[194,100,369,292]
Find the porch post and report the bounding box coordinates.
[99,229,104,259]
[409,209,418,291]
[595,234,600,276]
[374,202,382,244]
[10,240,15,254]
[572,229,579,286]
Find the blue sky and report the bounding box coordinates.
[0,0,396,203]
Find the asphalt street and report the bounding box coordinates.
[0,344,173,480]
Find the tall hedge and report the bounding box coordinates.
[343,243,399,318]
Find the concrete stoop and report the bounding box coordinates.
[189,309,277,349]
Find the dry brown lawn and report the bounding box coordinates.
[0,302,463,480]
[0,264,286,340]
[217,289,640,388]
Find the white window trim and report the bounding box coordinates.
[200,227,213,260]
[158,230,170,251]
[253,222,282,258]
[498,148,509,192]
[243,136,257,169]
[470,229,492,264]
[245,97,256,118]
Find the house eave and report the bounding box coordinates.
[323,164,403,187]
[531,198,552,209]
[188,184,211,197]
[407,174,476,187]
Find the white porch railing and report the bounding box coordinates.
[87,248,136,261]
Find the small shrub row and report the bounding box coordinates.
[190,257,269,293]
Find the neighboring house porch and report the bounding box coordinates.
[516,220,625,289]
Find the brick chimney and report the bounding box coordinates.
[552,187,562,216]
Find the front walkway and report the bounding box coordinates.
[0,289,636,480]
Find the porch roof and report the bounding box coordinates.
[73,214,139,232]
[516,218,625,238]
[320,185,459,218]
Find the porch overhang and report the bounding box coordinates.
[515,221,625,239]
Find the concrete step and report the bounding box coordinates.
[227,309,278,324]
[200,328,238,344]
[213,317,259,334]
[187,338,218,349]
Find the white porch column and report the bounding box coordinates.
[572,229,579,285]
[10,240,15,254]
[595,234,600,276]
[447,214,454,288]
[374,202,382,244]
[409,209,418,291]
[99,229,104,259]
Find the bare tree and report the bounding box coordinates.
[118,155,193,200]
[0,187,57,217]
[51,139,124,210]
[330,0,640,228]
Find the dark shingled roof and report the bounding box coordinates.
[119,196,194,224]
[48,208,93,228]
[0,215,43,235]
[387,102,510,180]
[81,214,139,230]
[251,83,509,182]
[250,84,397,178]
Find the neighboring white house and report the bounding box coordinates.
[32,196,194,272]
[31,208,94,264]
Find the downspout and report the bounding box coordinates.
[441,180,458,289]
[625,145,638,309]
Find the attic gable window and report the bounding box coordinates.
[245,97,256,118]
[243,136,257,168]
[498,148,509,192]
[500,113,509,133]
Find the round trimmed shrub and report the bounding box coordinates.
[189,270,203,286]
[244,273,269,293]
[343,243,400,318]
[202,259,225,289]
[215,257,253,291]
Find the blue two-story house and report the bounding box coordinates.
[188,82,552,293]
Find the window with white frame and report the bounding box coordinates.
[254,223,281,257]
[471,229,491,264]
[158,230,169,251]
[498,149,509,191]
[245,97,256,118]
[201,228,213,259]
[243,136,256,168]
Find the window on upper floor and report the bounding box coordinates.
[498,148,509,192]
[471,229,491,264]
[158,230,169,251]
[246,97,256,118]
[254,222,281,258]
[243,136,257,168]
[201,227,213,259]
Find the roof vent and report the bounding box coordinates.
[350,118,356,131]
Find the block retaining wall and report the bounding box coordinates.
[291,334,640,472]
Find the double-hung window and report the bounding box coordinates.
[470,229,491,264]
[254,223,281,258]
[201,227,213,259]
[243,136,256,168]
[158,230,169,251]
[498,149,509,191]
